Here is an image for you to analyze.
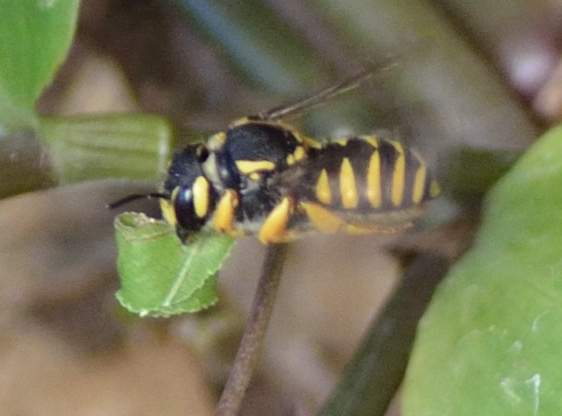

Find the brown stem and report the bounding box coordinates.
[215,244,289,416]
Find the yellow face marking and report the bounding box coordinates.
[412,163,427,204]
[160,187,179,225]
[192,176,210,218]
[339,157,359,209]
[430,180,441,198]
[294,146,306,161]
[335,139,348,146]
[390,141,406,207]
[160,201,176,225]
[249,172,261,181]
[258,197,293,244]
[366,150,382,208]
[213,189,238,234]
[315,169,332,205]
[235,160,276,175]
[301,202,345,234]
[286,154,296,165]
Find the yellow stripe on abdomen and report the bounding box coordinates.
[366,150,382,208]
[339,157,359,209]
[390,142,405,207]
[315,169,332,205]
[412,163,427,204]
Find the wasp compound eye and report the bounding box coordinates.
[174,187,205,232]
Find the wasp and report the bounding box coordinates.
[110,69,440,244]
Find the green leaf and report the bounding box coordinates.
[403,125,562,415]
[39,113,174,183]
[0,0,80,131]
[114,212,235,317]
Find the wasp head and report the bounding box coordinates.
[162,144,216,242]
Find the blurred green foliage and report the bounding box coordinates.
[0,0,79,131]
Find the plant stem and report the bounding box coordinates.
[215,244,289,416]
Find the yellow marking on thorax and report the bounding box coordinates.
[339,157,359,209]
[258,197,293,244]
[286,154,296,165]
[230,117,251,127]
[412,163,427,204]
[335,138,349,146]
[315,169,332,205]
[294,146,306,161]
[235,160,275,174]
[213,189,238,234]
[430,180,441,198]
[390,141,406,207]
[160,187,179,225]
[303,137,322,149]
[288,127,305,144]
[192,176,210,218]
[366,150,382,208]
[207,132,227,151]
[301,202,345,234]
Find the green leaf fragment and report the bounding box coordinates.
[0,0,80,131]
[403,125,562,416]
[115,212,235,317]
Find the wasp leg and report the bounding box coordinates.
[300,202,346,234]
[344,222,413,235]
[258,197,294,244]
[212,189,240,236]
[300,202,414,236]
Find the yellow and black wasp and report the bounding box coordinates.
[111,69,440,244]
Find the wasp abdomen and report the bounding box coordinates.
[295,136,438,212]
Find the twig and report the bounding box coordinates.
[215,244,289,416]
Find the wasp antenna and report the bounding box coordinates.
[106,192,170,210]
[257,58,399,121]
